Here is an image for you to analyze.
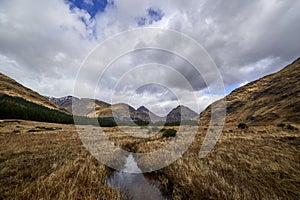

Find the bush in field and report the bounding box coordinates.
[238,122,248,129]
[286,124,298,130]
[277,123,285,127]
[153,120,198,126]
[161,129,177,138]
[277,123,298,130]
[134,120,150,126]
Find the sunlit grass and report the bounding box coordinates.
[1,120,299,199]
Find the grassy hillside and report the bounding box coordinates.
[0,72,66,112]
[200,58,300,125]
[0,94,74,124]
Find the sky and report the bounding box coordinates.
[0,0,299,116]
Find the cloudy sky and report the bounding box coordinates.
[0,0,299,116]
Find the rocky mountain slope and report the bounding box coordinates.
[49,97,197,123]
[200,57,300,125]
[136,106,163,122]
[49,96,198,123]
[95,103,140,121]
[48,96,110,117]
[48,97,160,122]
[166,105,198,123]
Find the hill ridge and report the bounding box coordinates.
[199,58,300,125]
[0,72,69,113]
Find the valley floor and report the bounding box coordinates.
[0,120,120,200]
[0,120,299,199]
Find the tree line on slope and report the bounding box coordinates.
[0,94,198,127]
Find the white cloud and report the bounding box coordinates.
[0,0,299,113]
[0,0,97,96]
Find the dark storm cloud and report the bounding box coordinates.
[184,0,300,85]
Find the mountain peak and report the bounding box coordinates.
[166,105,198,123]
[137,106,149,112]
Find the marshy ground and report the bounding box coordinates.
[0,120,299,199]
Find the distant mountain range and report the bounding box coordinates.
[1,57,299,126]
[0,72,198,123]
[48,96,198,123]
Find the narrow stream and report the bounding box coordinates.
[106,154,171,200]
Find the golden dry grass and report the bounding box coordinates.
[133,125,300,199]
[0,120,120,200]
[1,120,299,199]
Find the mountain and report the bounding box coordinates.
[48,97,153,122]
[136,106,164,122]
[0,73,68,113]
[0,72,74,123]
[166,105,198,123]
[48,96,79,108]
[200,57,300,125]
[75,102,159,122]
[48,96,110,117]
[95,103,137,121]
[49,95,196,123]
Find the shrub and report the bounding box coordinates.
[286,124,298,131]
[98,118,117,127]
[277,123,285,127]
[238,122,248,129]
[134,120,150,126]
[159,128,167,132]
[153,120,198,127]
[162,129,177,138]
[12,130,20,134]
[164,121,181,126]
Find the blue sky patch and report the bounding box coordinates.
[137,7,164,26]
[65,0,108,18]
[147,8,164,24]
[137,17,147,26]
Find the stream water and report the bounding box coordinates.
[106,154,171,200]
